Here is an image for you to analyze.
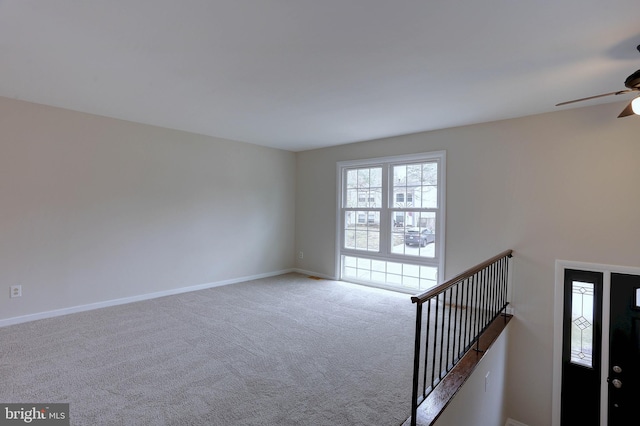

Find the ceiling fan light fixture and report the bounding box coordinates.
[632,97,640,115]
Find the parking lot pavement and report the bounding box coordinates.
[391,242,435,257]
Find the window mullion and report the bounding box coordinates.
[378,165,391,256]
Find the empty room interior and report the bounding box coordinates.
[1,2,640,426]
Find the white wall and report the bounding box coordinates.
[295,100,640,426]
[0,97,296,321]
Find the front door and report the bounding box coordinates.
[608,273,640,425]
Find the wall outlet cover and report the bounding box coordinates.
[10,285,22,298]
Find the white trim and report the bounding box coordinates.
[552,259,640,426]
[552,261,565,426]
[336,151,447,168]
[293,268,337,280]
[335,161,343,280]
[0,268,295,328]
[437,152,446,284]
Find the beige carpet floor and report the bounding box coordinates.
[0,273,417,425]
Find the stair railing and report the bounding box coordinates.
[409,250,513,426]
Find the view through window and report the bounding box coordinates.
[337,152,445,292]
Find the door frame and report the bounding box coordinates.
[552,260,640,426]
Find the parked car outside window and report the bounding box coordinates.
[404,228,435,247]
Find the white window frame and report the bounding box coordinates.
[335,151,446,292]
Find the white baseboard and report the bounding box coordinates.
[0,268,295,328]
[293,268,337,280]
[505,419,529,426]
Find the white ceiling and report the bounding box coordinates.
[1,1,639,151]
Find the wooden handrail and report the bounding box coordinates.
[411,249,513,304]
[409,249,514,426]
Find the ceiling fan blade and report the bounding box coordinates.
[555,90,632,107]
[618,101,635,118]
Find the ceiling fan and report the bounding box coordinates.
[556,44,640,118]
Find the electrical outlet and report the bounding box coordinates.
[298,251,304,259]
[10,285,22,298]
[484,371,490,392]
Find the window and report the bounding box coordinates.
[560,269,603,426]
[569,281,595,367]
[395,193,413,204]
[358,193,376,204]
[337,152,445,292]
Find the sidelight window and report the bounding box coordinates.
[560,269,603,426]
[569,281,595,368]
